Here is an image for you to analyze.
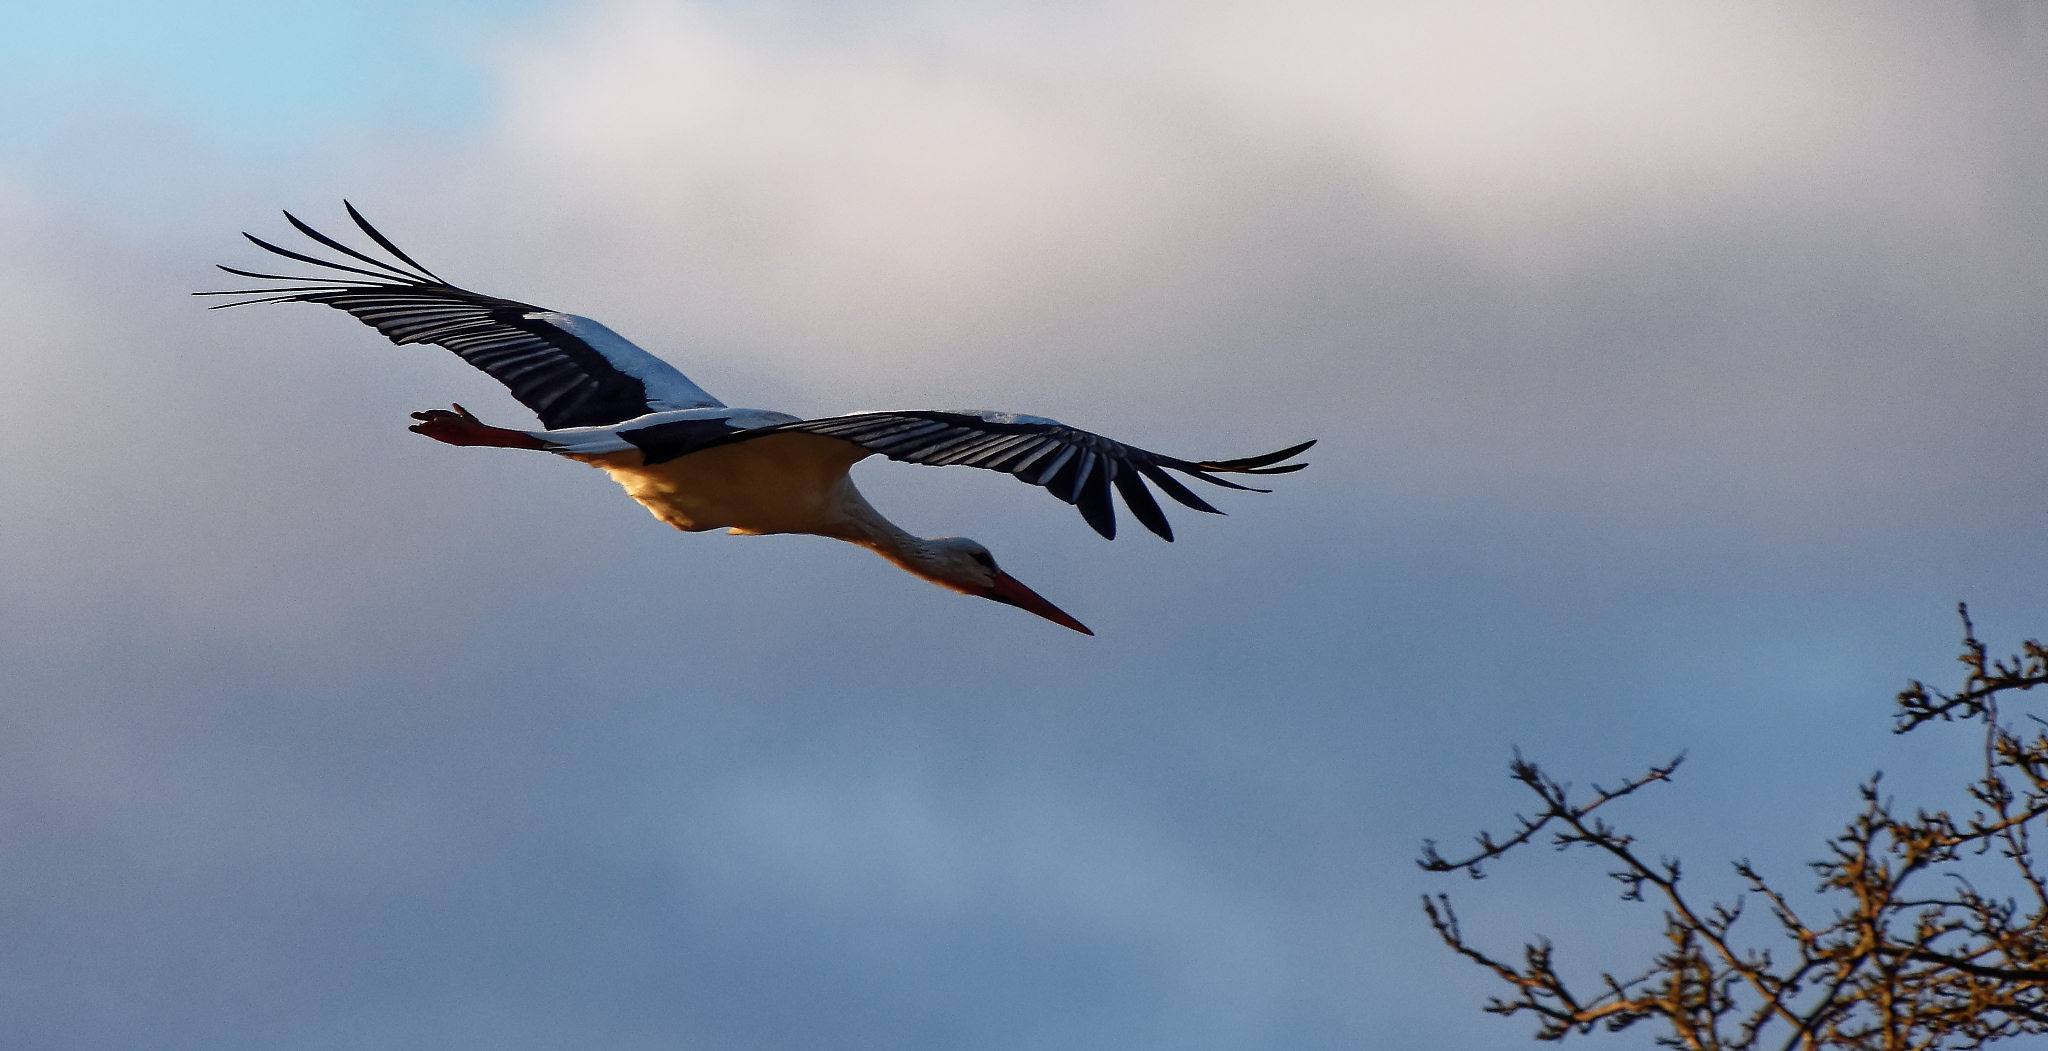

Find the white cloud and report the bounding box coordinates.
[468,0,2000,296]
[1169,1,1895,232]
[424,0,2048,517]
[480,0,1190,366]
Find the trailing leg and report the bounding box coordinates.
[407,404,547,450]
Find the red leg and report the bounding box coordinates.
[408,404,547,450]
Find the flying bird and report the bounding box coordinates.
[199,205,1313,635]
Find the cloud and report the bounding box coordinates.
[465,0,1193,378]
[3,2,2048,1049]
[395,0,2048,538]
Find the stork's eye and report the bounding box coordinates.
[970,551,996,570]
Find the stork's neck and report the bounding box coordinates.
[824,481,975,594]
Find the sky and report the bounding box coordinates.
[2,1,2047,1048]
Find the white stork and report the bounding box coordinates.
[200,205,1313,635]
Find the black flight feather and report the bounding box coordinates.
[346,200,446,281]
[285,210,425,281]
[1074,460,1118,540]
[200,206,713,430]
[711,410,1305,540]
[1113,467,1173,541]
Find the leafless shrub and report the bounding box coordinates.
[1421,605,2048,1049]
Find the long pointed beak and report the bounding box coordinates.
[986,571,1094,635]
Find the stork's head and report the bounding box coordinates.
[922,538,1093,636]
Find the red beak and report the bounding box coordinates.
[986,571,1094,635]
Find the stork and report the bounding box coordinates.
[199,205,1313,635]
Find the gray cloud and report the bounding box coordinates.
[2,2,2046,1048]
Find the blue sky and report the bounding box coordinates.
[3,2,2047,1049]
[0,1,536,151]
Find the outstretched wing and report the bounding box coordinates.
[197,203,723,429]
[734,410,1313,541]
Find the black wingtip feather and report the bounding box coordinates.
[1185,471,1269,493]
[200,296,295,309]
[1112,467,1173,541]
[345,201,446,282]
[1075,461,1117,539]
[1138,463,1224,515]
[242,232,400,283]
[284,209,428,282]
[1198,439,1317,472]
[210,263,386,285]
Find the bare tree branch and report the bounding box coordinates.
[1424,608,2048,1050]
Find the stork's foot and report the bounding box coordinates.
[407,404,546,449]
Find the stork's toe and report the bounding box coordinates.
[407,406,547,450]
[409,406,487,444]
